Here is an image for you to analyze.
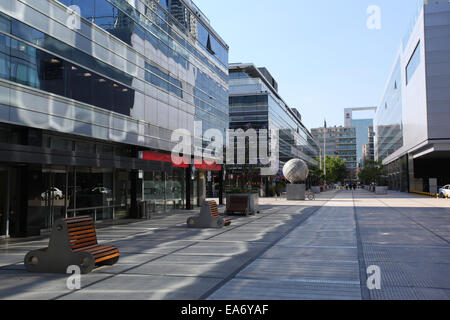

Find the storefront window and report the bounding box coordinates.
[166,168,185,210]
[114,169,131,219]
[71,167,114,221]
[26,166,68,235]
[143,167,185,213]
[143,171,165,213]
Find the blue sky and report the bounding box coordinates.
[194,0,421,130]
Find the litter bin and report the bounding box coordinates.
[138,201,145,219]
[140,201,152,219]
[139,201,152,219]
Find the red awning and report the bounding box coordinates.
[141,151,222,171]
[194,161,222,171]
[142,151,189,168]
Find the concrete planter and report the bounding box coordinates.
[375,186,388,195]
[311,186,321,194]
[287,184,306,200]
[225,193,259,215]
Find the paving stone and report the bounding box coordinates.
[208,278,362,300]
[236,259,361,283]
[0,270,111,300]
[59,274,223,300]
[261,246,358,262]
[1,190,449,300]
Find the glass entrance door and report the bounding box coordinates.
[0,170,8,237]
[41,167,67,231]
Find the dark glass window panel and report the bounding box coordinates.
[38,52,65,96]
[0,52,9,81]
[158,75,169,91]
[10,39,40,89]
[97,144,113,155]
[92,74,114,111]
[0,34,10,80]
[11,20,41,44]
[50,137,73,151]
[209,35,228,68]
[76,141,96,154]
[11,18,132,87]
[0,126,10,144]
[197,21,208,49]
[70,41,96,68]
[196,20,228,68]
[41,35,72,60]
[66,0,228,80]
[2,32,133,116]
[112,83,132,116]
[0,12,11,33]
[114,145,135,158]
[66,62,93,106]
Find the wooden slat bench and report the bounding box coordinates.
[24,216,120,274]
[187,200,231,229]
[226,196,250,216]
[208,201,232,227]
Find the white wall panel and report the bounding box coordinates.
[425,4,450,140]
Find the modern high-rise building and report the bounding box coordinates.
[228,63,320,189]
[311,126,358,174]
[362,126,375,163]
[374,0,450,193]
[344,107,377,167]
[0,0,229,238]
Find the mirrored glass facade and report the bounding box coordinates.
[352,119,373,165]
[374,60,404,162]
[0,0,228,237]
[229,64,320,170]
[406,41,421,85]
[311,127,357,171]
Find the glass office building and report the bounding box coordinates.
[0,0,228,237]
[311,126,358,174]
[228,63,320,191]
[353,119,374,167]
[374,0,450,192]
[374,59,404,163]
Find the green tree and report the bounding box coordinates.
[309,160,325,185]
[358,160,386,185]
[325,156,348,184]
[310,156,348,184]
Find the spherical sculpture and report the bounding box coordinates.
[283,159,309,184]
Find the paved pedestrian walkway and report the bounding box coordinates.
[209,191,361,300]
[354,190,450,300]
[0,189,449,300]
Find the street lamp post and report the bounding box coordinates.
[323,120,327,186]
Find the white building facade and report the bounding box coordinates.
[374,0,450,193]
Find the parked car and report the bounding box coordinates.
[92,187,112,195]
[439,185,450,198]
[41,187,64,200]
